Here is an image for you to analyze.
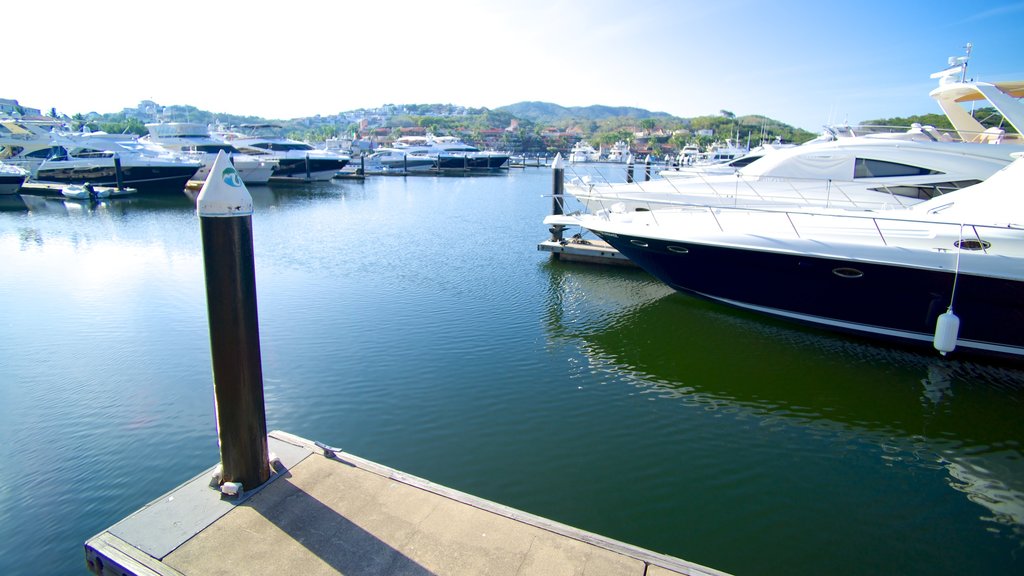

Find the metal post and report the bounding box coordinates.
[549,153,565,245]
[359,154,365,176]
[644,155,651,182]
[304,153,311,181]
[113,153,124,190]
[626,154,634,183]
[197,151,270,492]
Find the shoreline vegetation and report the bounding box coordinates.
[11,99,1016,158]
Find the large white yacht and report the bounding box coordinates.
[568,54,1024,214]
[143,123,277,184]
[361,148,436,173]
[391,134,509,170]
[0,117,65,175]
[216,124,349,181]
[34,131,202,195]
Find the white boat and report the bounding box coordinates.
[702,138,749,163]
[569,141,600,163]
[569,135,1022,214]
[361,148,435,173]
[0,117,65,175]
[663,140,796,179]
[606,141,630,162]
[143,123,277,184]
[569,53,1024,214]
[34,131,202,195]
[547,153,1024,360]
[676,144,702,166]
[61,182,137,200]
[216,124,350,181]
[391,134,509,170]
[0,162,28,194]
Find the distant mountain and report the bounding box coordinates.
[496,101,673,123]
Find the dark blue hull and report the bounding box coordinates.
[436,154,510,170]
[597,232,1024,359]
[273,158,348,178]
[34,164,198,195]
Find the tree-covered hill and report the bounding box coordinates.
[496,101,674,123]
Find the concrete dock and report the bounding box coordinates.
[86,430,726,576]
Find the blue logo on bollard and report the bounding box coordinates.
[222,167,243,187]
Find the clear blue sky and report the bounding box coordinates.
[10,0,1024,130]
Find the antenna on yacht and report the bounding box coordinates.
[959,42,972,82]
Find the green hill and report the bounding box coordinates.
[496,101,673,123]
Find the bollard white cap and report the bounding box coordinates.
[551,153,564,170]
[197,151,253,217]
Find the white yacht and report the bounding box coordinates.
[569,141,600,163]
[0,163,28,194]
[361,148,435,173]
[143,123,277,184]
[34,131,202,195]
[216,124,350,181]
[606,141,630,162]
[0,117,65,175]
[547,153,1024,360]
[391,134,509,170]
[568,54,1024,214]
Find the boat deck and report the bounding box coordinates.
[86,430,726,576]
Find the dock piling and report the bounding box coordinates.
[113,153,124,190]
[549,154,565,246]
[626,154,634,183]
[644,155,651,181]
[197,151,270,491]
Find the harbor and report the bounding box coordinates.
[2,166,1023,575]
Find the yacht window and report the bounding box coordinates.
[26,147,56,158]
[1,145,25,157]
[854,158,942,178]
[73,148,114,158]
[728,155,760,168]
[269,142,313,152]
[870,180,981,200]
[194,144,237,153]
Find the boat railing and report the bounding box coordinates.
[592,199,1021,256]
[567,167,922,212]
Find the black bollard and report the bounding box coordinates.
[113,153,124,190]
[626,154,634,183]
[304,153,312,181]
[197,151,270,492]
[549,153,565,244]
[644,155,651,182]
[359,154,365,176]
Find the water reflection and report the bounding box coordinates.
[541,258,1024,544]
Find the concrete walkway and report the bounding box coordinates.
[86,431,728,576]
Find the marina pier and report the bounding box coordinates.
[86,430,726,576]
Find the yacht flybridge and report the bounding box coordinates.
[928,43,1023,145]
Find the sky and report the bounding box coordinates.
[9,0,1024,131]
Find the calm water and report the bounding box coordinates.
[1,168,1022,575]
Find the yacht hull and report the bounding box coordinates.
[436,154,510,170]
[596,231,1024,359]
[0,173,27,195]
[272,158,348,181]
[33,164,199,195]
